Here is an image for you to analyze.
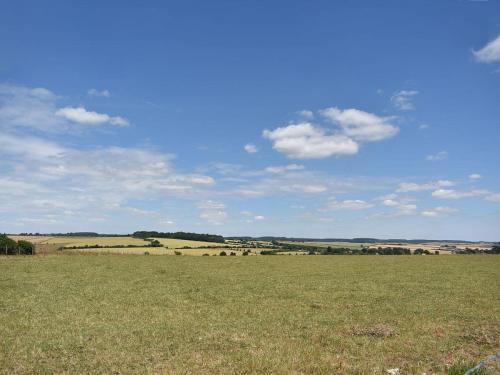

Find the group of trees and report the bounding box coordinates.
[133,231,225,243]
[0,235,35,255]
[456,245,500,254]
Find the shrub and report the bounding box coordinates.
[174,251,182,256]
[144,251,150,256]
[18,240,35,255]
[230,252,236,256]
[202,253,209,256]
[0,234,18,255]
[219,251,227,256]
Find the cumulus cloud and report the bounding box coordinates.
[263,107,398,159]
[263,122,358,159]
[244,143,258,153]
[390,90,419,110]
[87,88,111,98]
[265,164,305,174]
[320,107,398,142]
[426,151,448,161]
[421,206,458,217]
[56,107,129,126]
[468,173,482,180]
[473,35,500,63]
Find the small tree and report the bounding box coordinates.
[219,251,227,256]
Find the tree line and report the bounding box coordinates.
[133,231,225,243]
[0,235,35,255]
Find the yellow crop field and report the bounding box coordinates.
[10,236,150,248]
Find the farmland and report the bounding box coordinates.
[1,255,499,374]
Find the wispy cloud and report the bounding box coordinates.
[87,88,111,98]
[390,90,419,110]
[426,151,448,161]
[473,35,500,63]
[0,83,129,131]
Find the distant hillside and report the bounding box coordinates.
[133,231,225,243]
[225,236,485,244]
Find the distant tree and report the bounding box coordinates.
[219,251,227,256]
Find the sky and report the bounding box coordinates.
[1,0,499,241]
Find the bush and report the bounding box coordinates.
[242,251,249,256]
[202,253,209,256]
[0,235,35,255]
[174,251,182,256]
[219,251,227,256]
[0,234,18,255]
[18,240,35,255]
[230,252,236,256]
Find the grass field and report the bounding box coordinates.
[67,247,247,256]
[0,255,498,374]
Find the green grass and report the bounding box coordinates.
[0,255,498,374]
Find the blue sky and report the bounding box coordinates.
[1,0,499,240]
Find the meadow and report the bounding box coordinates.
[0,255,498,374]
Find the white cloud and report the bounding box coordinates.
[265,164,305,174]
[0,84,65,132]
[421,206,458,217]
[254,215,265,221]
[419,124,430,130]
[56,107,129,126]
[324,199,374,211]
[468,173,482,180]
[87,88,111,98]
[0,132,218,228]
[396,180,454,192]
[0,84,129,131]
[486,193,500,202]
[198,200,227,225]
[382,199,399,207]
[297,110,314,119]
[244,143,258,153]
[263,122,358,159]
[320,107,398,141]
[431,189,487,200]
[426,151,448,161]
[289,184,327,193]
[390,90,419,110]
[473,35,500,63]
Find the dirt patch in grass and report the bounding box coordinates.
[349,323,396,338]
